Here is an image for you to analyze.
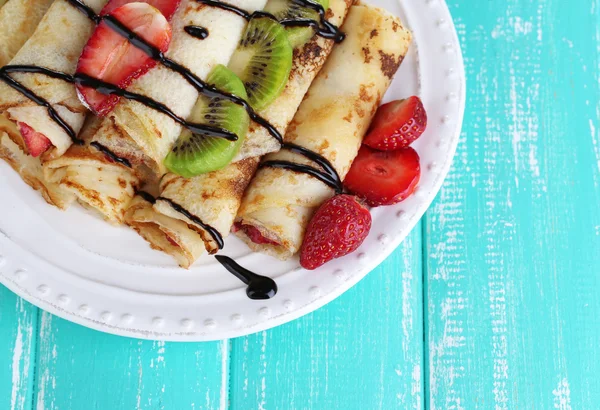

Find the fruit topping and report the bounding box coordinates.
[363,96,427,151]
[18,122,52,157]
[264,0,329,48]
[344,145,420,207]
[228,16,293,111]
[300,194,371,270]
[100,0,180,20]
[76,2,172,116]
[233,222,280,246]
[164,65,250,177]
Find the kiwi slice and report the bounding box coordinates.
[228,16,293,111]
[164,65,249,177]
[264,0,330,48]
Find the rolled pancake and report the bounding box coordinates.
[0,115,75,209]
[44,117,140,222]
[125,0,352,267]
[0,0,55,67]
[235,4,412,259]
[45,0,267,223]
[125,158,258,268]
[89,0,268,175]
[0,0,109,158]
[233,0,352,161]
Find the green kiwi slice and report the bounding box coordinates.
[228,16,293,111]
[264,0,330,48]
[164,65,249,177]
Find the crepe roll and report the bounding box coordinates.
[89,0,268,176]
[0,0,55,67]
[0,0,109,159]
[125,158,258,268]
[234,4,412,259]
[234,0,353,161]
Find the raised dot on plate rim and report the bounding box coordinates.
[309,286,321,298]
[100,311,112,321]
[283,300,294,311]
[180,318,193,328]
[204,319,217,329]
[259,307,270,317]
[14,269,27,280]
[121,314,134,323]
[230,314,243,323]
[152,317,164,327]
[57,294,70,304]
[79,304,90,315]
[378,234,389,244]
[37,284,49,294]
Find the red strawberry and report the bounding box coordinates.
[233,223,280,246]
[363,96,427,151]
[18,122,52,157]
[300,195,371,270]
[101,0,180,20]
[344,145,420,206]
[76,2,172,116]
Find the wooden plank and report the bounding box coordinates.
[425,0,600,409]
[0,286,37,410]
[32,313,228,410]
[229,230,423,410]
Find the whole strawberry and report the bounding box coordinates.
[300,195,372,270]
[363,96,427,151]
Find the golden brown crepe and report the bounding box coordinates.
[125,158,258,268]
[125,0,352,267]
[233,0,353,161]
[0,0,55,67]
[0,0,109,158]
[235,4,412,259]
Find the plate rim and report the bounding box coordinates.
[0,0,465,341]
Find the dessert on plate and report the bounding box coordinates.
[0,0,428,298]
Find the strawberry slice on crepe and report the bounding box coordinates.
[17,123,52,157]
[76,2,173,116]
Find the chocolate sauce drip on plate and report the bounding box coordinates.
[261,142,343,194]
[184,25,209,39]
[215,255,278,300]
[137,190,157,204]
[157,196,224,250]
[91,141,132,167]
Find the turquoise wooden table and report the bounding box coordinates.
[2,0,600,408]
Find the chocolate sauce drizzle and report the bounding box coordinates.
[157,196,224,250]
[184,25,209,39]
[215,255,278,299]
[137,190,157,204]
[196,0,344,43]
[261,142,343,194]
[91,142,132,167]
[0,0,283,144]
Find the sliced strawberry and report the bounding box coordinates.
[100,0,180,20]
[344,145,421,207]
[76,2,172,116]
[300,195,371,270]
[233,223,280,246]
[363,96,427,151]
[18,122,52,157]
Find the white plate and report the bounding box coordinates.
[0,0,464,341]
